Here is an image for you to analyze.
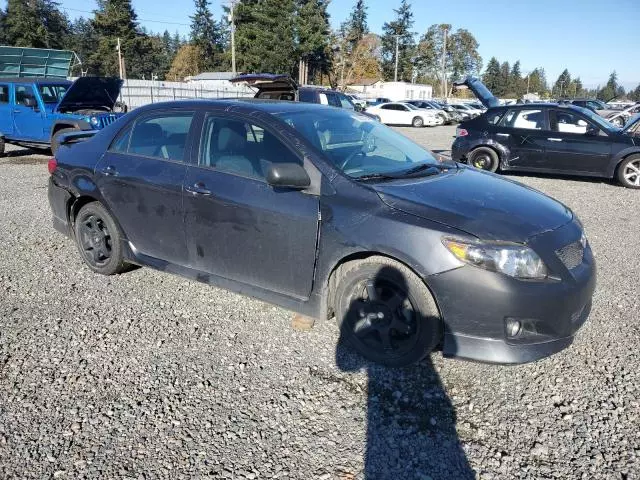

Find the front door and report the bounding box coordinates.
[13,84,46,141]
[0,84,13,137]
[545,109,612,175]
[95,110,196,266]
[498,107,548,169]
[183,113,320,299]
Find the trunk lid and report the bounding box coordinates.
[452,77,500,109]
[55,77,123,112]
[230,73,298,99]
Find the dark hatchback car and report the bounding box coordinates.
[452,77,640,188]
[49,100,595,366]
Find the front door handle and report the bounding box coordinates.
[185,182,212,196]
[496,133,510,137]
[13,110,21,114]
[547,138,563,142]
[101,165,118,176]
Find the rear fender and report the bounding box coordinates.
[465,139,511,167]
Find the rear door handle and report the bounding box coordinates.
[185,182,212,196]
[101,165,118,176]
[547,138,563,142]
[496,133,510,137]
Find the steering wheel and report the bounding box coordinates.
[340,149,365,171]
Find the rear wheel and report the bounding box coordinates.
[468,146,500,172]
[333,256,442,367]
[617,154,640,189]
[51,128,78,156]
[74,202,128,275]
[412,116,424,128]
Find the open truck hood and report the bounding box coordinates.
[230,73,298,98]
[452,77,500,109]
[56,76,123,112]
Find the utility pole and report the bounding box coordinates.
[394,35,399,82]
[116,37,124,79]
[441,26,448,98]
[229,1,237,74]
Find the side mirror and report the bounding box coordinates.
[585,126,600,136]
[266,163,311,189]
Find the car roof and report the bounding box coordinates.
[0,77,72,85]
[133,98,352,116]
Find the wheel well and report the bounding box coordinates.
[52,124,75,137]
[68,195,98,227]
[614,152,640,177]
[325,251,425,320]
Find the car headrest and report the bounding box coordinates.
[131,123,164,147]
[217,124,247,152]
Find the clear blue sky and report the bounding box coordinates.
[4,0,639,88]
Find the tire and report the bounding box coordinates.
[74,202,128,275]
[51,128,78,156]
[333,256,442,367]
[617,154,640,189]
[412,116,424,128]
[468,146,500,172]
[610,116,625,128]
[0,137,5,157]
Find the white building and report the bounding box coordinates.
[348,80,433,102]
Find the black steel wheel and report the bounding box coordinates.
[334,256,442,367]
[468,146,499,172]
[74,202,128,275]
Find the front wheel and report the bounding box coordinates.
[333,256,442,367]
[610,116,625,128]
[412,116,424,128]
[74,202,128,275]
[617,154,640,189]
[468,146,500,172]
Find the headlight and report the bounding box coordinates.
[89,116,99,126]
[443,238,548,280]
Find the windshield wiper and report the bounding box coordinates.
[397,163,443,177]
[354,173,399,182]
[354,164,447,182]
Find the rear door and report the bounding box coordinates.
[0,83,13,136]
[95,110,196,266]
[498,107,548,169]
[183,112,319,298]
[545,109,612,175]
[12,84,47,141]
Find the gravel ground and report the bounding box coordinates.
[0,126,639,480]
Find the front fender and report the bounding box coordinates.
[51,118,93,137]
[607,147,640,177]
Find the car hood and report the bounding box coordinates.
[452,77,500,109]
[56,77,123,111]
[372,167,573,242]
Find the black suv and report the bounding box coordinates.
[451,77,640,188]
[231,73,366,112]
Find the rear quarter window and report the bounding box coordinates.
[485,109,505,125]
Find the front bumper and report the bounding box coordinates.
[429,220,596,364]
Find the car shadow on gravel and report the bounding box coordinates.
[335,267,474,480]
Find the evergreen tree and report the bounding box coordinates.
[67,18,98,72]
[527,68,548,96]
[4,0,70,49]
[482,57,501,93]
[597,71,620,100]
[190,0,223,71]
[553,69,571,97]
[509,60,522,97]
[296,0,332,83]
[380,0,415,82]
[235,0,297,75]
[497,61,510,97]
[346,0,367,50]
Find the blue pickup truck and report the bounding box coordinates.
[0,76,124,156]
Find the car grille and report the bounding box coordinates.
[556,241,584,270]
[99,115,118,128]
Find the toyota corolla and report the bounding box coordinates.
[48,100,596,367]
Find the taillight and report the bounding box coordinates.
[456,128,469,137]
[47,158,57,174]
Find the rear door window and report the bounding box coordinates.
[500,109,546,130]
[128,112,194,161]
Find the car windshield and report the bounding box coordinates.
[38,84,68,104]
[275,109,440,179]
[405,103,419,110]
